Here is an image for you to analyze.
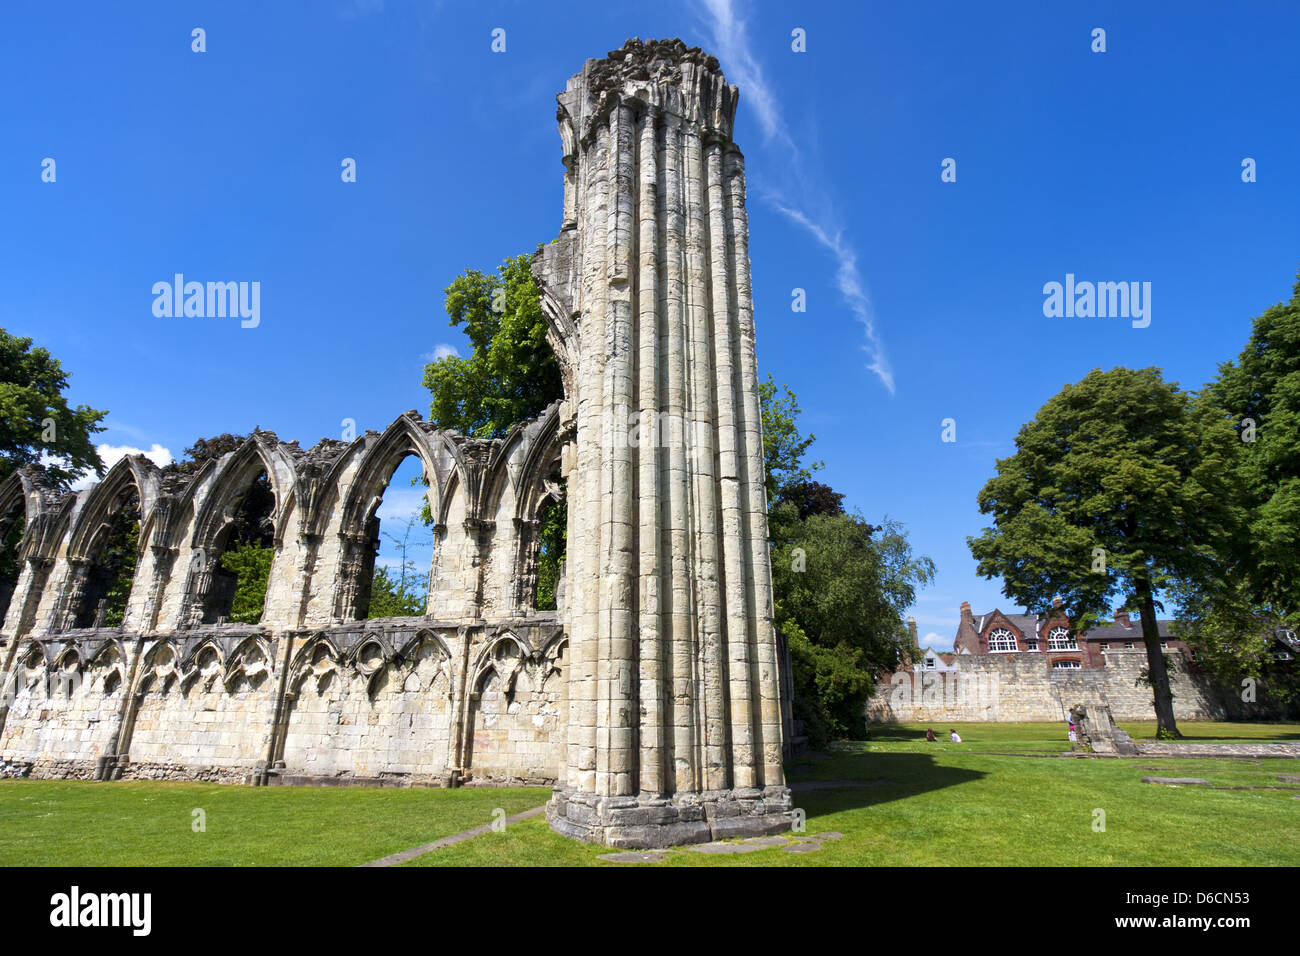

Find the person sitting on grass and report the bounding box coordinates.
[949,729,962,743]
[925,728,937,742]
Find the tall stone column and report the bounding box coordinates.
[535,38,790,848]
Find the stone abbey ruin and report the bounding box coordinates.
[0,39,792,847]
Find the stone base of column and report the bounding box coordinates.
[547,784,793,848]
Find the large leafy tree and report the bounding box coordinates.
[1168,271,1300,711]
[771,510,934,740]
[1206,271,1300,614]
[422,253,563,440]
[0,329,107,488]
[968,367,1242,736]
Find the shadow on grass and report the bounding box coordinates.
[786,750,984,815]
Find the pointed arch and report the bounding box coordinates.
[65,456,159,560]
[189,435,295,553]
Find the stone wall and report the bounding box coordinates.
[867,650,1228,723]
[0,400,572,786]
[0,619,565,786]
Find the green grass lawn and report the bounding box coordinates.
[2,722,1296,866]
[0,780,544,866]
[866,720,1300,750]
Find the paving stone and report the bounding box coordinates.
[741,835,790,847]
[599,851,671,864]
[782,841,823,853]
[1141,777,1212,785]
[688,841,766,855]
[809,831,844,840]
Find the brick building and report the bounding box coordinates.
[952,600,1191,670]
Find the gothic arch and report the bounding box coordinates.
[175,435,293,627]
[470,631,531,696]
[187,435,295,554]
[65,456,159,561]
[336,414,448,538]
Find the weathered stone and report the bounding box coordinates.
[1141,777,1212,786]
[0,39,791,850]
[782,841,823,853]
[687,841,766,855]
[535,37,790,848]
[599,851,671,863]
[741,835,790,847]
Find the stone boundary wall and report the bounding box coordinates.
[867,650,1227,723]
[0,616,566,787]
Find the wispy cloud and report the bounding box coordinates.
[700,0,894,394]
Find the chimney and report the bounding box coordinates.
[1114,607,1131,627]
[1052,597,1063,611]
[907,616,919,646]
[960,601,973,630]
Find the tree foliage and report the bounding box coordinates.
[778,479,846,520]
[95,495,140,628]
[535,492,566,611]
[968,366,1243,735]
[367,515,430,618]
[758,375,821,502]
[1206,271,1300,614]
[0,329,107,488]
[772,507,934,741]
[367,565,426,618]
[163,434,249,477]
[421,253,563,439]
[220,541,274,625]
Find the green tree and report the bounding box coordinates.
[772,510,934,741]
[968,367,1242,737]
[0,329,107,488]
[96,497,141,628]
[220,541,274,625]
[1169,579,1299,710]
[758,375,821,501]
[367,566,426,618]
[367,515,430,618]
[535,491,566,611]
[421,253,563,439]
[1206,270,1300,614]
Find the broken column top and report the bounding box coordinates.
[557,37,740,151]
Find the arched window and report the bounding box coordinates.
[988,627,1017,652]
[202,468,274,625]
[0,502,25,628]
[533,482,566,612]
[1048,627,1077,651]
[71,487,142,629]
[365,454,433,619]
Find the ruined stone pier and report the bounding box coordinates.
[535,39,791,847]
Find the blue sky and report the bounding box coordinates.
[3,1,1297,646]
